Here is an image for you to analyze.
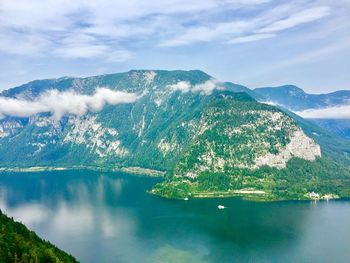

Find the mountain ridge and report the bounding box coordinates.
[254,85,350,140]
[254,85,350,111]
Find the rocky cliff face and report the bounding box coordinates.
[174,108,321,180]
[254,129,321,169]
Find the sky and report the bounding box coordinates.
[0,0,349,93]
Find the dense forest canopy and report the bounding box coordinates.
[0,209,78,263]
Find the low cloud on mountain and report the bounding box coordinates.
[0,88,140,120]
[169,79,223,95]
[296,105,350,119]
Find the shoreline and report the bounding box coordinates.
[0,166,165,177]
[150,189,341,202]
[0,167,343,202]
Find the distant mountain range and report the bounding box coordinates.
[254,85,350,139]
[254,85,350,111]
[0,70,349,200]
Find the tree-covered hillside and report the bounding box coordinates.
[0,70,252,170]
[151,92,350,200]
[0,210,78,263]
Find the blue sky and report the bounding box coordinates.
[0,0,349,93]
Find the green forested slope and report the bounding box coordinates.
[0,210,78,263]
[151,92,350,200]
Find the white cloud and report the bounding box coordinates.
[0,30,50,56]
[257,36,350,73]
[55,44,109,59]
[223,0,271,4]
[0,88,141,120]
[159,21,255,47]
[158,3,333,47]
[52,33,134,61]
[169,81,191,93]
[295,105,350,119]
[107,50,134,62]
[0,0,346,93]
[192,80,223,95]
[0,0,272,31]
[258,6,331,33]
[227,33,276,44]
[260,100,280,106]
[0,0,277,58]
[169,79,223,95]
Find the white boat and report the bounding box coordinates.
[217,205,226,209]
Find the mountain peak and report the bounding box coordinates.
[254,85,305,95]
[279,84,304,91]
[1,69,214,99]
[254,84,350,112]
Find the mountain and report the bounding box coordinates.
[0,70,248,170]
[1,70,350,200]
[254,85,350,111]
[254,85,350,140]
[0,210,78,263]
[310,119,350,140]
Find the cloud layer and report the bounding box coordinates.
[169,79,223,95]
[0,1,349,93]
[0,1,334,60]
[295,105,350,119]
[0,88,140,120]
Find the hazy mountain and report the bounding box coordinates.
[310,119,350,140]
[254,85,350,140]
[254,85,350,111]
[0,70,350,200]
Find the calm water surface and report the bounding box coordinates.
[0,170,349,263]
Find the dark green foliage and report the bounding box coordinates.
[171,97,297,176]
[197,172,233,191]
[0,210,78,263]
[152,181,192,199]
[272,157,350,199]
[151,92,350,200]
[154,156,350,200]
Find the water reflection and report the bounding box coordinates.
[0,171,349,263]
[149,245,209,263]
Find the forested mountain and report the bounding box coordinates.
[1,70,350,200]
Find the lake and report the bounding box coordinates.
[0,170,349,263]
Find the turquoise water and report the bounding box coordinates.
[0,170,350,263]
